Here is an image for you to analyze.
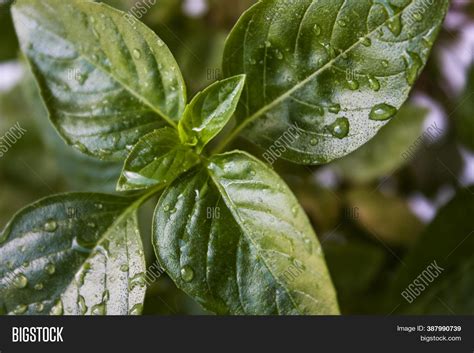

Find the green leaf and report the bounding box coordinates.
[399,257,474,314]
[333,105,428,183]
[153,151,339,315]
[223,0,449,164]
[0,193,146,315]
[20,69,123,192]
[178,75,246,153]
[391,187,474,314]
[117,128,200,191]
[12,0,186,161]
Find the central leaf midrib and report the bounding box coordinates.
[233,1,424,135]
[16,5,178,129]
[206,166,303,314]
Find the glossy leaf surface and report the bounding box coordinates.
[117,128,200,191]
[223,0,449,164]
[12,0,186,161]
[334,105,428,183]
[178,75,245,152]
[153,151,339,315]
[0,194,146,315]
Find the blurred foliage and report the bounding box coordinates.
[1,0,473,315]
[345,188,424,248]
[0,1,18,61]
[456,65,474,152]
[391,187,474,314]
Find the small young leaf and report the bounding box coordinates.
[153,151,339,315]
[178,75,246,152]
[117,128,200,191]
[0,193,146,315]
[12,0,186,161]
[223,0,449,164]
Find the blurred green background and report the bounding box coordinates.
[0,0,473,315]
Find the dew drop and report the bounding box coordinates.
[360,37,371,47]
[13,304,28,315]
[338,19,347,27]
[78,295,87,315]
[328,117,350,139]
[291,206,299,217]
[120,264,129,272]
[50,300,63,315]
[369,103,398,121]
[347,79,359,90]
[13,273,28,289]
[163,205,170,212]
[328,103,341,114]
[35,302,44,313]
[44,220,58,233]
[45,263,56,275]
[381,60,389,68]
[368,75,381,91]
[91,303,106,315]
[157,39,164,47]
[95,203,103,210]
[310,138,319,146]
[180,265,194,282]
[34,283,44,291]
[387,16,402,36]
[133,48,142,59]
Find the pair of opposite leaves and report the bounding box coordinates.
[0,0,449,315]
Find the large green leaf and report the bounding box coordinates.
[117,128,200,191]
[391,187,474,314]
[0,194,146,315]
[223,0,449,164]
[178,75,246,153]
[333,105,428,183]
[12,0,186,161]
[153,151,339,315]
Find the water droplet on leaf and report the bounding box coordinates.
[369,103,397,121]
[328,117,350,139]
[133,48,142,59]
[180,266,194,282]
[13,273,28,289]
[44,220,58,232]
